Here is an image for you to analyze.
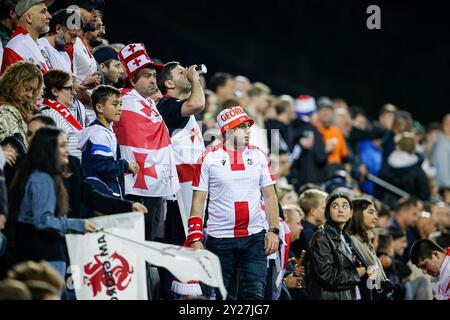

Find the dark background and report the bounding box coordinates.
[56,0,450,124]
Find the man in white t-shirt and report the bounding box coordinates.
[187,106,280,299]
[38,8,81,73]
[1,0,52,74]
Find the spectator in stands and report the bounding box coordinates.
[208,72,235,106]
[38,8,81,74]
[432,114,450,189]
[0,0,18,55]
[306,192,366,300]
[94,45,122,86]
[273,150,291,188]
[290,189,327,257]
[234,75,251,107]
[9,127,96,279]
[377,132,431,208]
[277,185,298,207]
[382,110,413,161]
[375,202,392,228]
[156,61,206,298]
[315,96,349,177]
[188,107,280,300]
[245,83,270,151]
[377,103,397,131]
[114,43,179,241]
[202,89,218,130]
[291,95,327,188]
[410,239,450,300]
[78,85,138,197]
[347,198,393,299]
[25,114,147,218]
[67,0,103,82]
[1,0,52,74]
[40,69,82,159]
[66,0,103,122]
[0,60,43,148]
[432,200,450,234]
[265,97,298,156]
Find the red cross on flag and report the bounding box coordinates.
[118,43,163,79]
[114,89,180,197]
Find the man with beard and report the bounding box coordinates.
[156,62,205,298]
[188,106,280,299]
[66,0,104,124]
[113,43,180,243]
[38,8,82,73]
[1,0,52,74]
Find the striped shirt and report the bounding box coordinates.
[40,107,82,159]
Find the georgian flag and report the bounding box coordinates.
[125,53,153,77]
[113,89,180,197]
[119,43,146,60]
[170,115,205,236]
[1,26,49,74]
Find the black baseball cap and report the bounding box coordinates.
[66,0,104,10]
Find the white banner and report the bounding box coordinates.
[66,212,147,300]
[66,212,227,300]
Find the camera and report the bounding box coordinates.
[195,64,207,76]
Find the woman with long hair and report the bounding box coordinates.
[0,61,43,148]
[41,69,83,159]
[305,192,366,300]
[346,198,393,299]
[9,127,95,279]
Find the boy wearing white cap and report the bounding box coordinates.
[187,106,280,299]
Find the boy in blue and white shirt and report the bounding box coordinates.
[78,85,138,198]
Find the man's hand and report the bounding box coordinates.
[81,72,101,89]
[186,65,200,83]
[2,150,17,167]
[0,214,6,230]
[356,266,366,278]
[190,241,204,250]
[299,136,314,150]
[284,273,303,289]
[131,202,148,214]
[264,231,279,255]
[127,161,139,176]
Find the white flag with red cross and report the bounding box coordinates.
[113,89,180,197]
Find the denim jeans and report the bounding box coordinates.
[206,230,267,300]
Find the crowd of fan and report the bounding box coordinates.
[0,0,449,300]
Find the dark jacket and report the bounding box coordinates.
[78,120,128,197]
[376,150,430,208]
[65,156,133,218]
[291,119,327,188]
[305,223,361,300]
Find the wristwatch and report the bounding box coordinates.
[268,227,280,235]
